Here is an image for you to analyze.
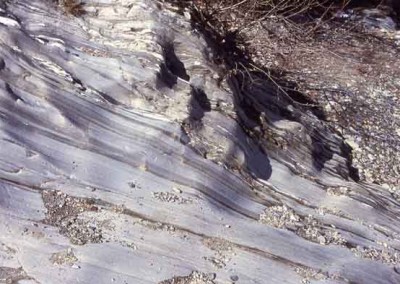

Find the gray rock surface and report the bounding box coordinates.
[0,0,399,283]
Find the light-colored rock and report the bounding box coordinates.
[0,1,399,284]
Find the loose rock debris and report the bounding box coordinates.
[159,271,216,284]
[42,190,103,245]
[50,248,78,265]
[0,267,34,283]
[260,206,346,245]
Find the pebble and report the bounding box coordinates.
[71,264,81,269]
[183,11,191,20]
[317,235,326,245]
[172,186,182,194]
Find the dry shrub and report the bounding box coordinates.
[191,0,351,27]
[55,0,86,16]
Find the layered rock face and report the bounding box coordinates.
[0,1,399,283]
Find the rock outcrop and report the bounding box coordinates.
[0,1,399,283]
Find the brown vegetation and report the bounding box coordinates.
[54,0,86,16]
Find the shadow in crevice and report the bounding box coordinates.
[163,42,190,81]
[5,83,24,102]
[311,129,334,171]
[156,63,177,89]
[156,42,190,89]
[340,142,360,181]
[224,75,272,180]
[188,86,211,120]
[311,128,358,181]
[182,86,211,144]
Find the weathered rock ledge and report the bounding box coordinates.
[0,1,399,283]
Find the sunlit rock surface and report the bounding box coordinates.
[0,1,400,283]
